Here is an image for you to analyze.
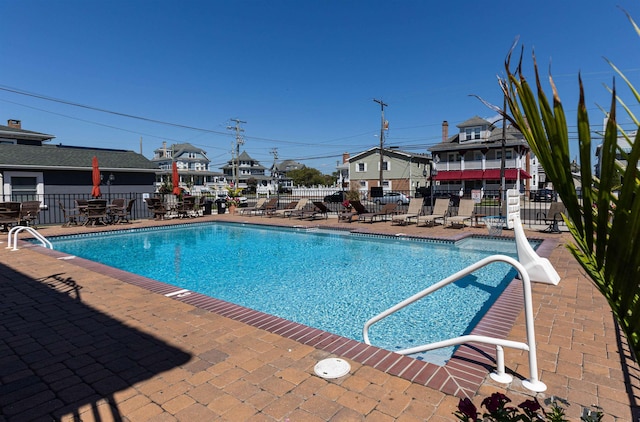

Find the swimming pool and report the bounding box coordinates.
[49,223,529,365]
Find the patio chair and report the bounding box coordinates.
[0,202,22,231]
[446,199,476,228]
[59,201,80,227]
[75,199,89,222]
[176,196,197,218]
[19,200,42,228]
[391,198,424,226]
[239,197,267,216]
[145,197,168,220]
[417,198,450,227]
[537,202,566,233]
[358,203,398,223]
[85,199,108,226]
[112,199,136,224]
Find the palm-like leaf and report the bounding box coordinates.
[498,24,640,360]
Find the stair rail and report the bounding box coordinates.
[362,254,547,393]
[7,226,53,251]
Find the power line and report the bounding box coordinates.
[0,84,231,135]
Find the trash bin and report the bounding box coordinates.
[215,199,226,214]
[203,200,213,215]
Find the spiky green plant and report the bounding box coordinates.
[493,12,640,361]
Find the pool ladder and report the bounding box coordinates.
[362,254,547,393]
[6,226,53,251]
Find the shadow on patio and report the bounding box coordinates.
[0,264,192,421]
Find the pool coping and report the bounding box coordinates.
[27,222,559,399]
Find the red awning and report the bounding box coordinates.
[459,170,484,180]
[433,170,462,181]
[483,169,532,180]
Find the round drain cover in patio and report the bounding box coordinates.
[314,358,351,379]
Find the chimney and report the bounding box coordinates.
[7,119,21,129]
[441,121,449,142]
[342,152,350,164]
[162,141,167,157]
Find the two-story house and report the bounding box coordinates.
[429,118,538,194]
[151,142,225,194]
[348,147,431,197]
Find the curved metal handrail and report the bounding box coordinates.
[362,254,546,392]
[7,226,53,251]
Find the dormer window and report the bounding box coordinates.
[463,127,481,142]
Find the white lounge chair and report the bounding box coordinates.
[391,198,424,225]
[447,199,475,228]
[416,198,449,227]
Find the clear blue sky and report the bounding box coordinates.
[2,0,639,174]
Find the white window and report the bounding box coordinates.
[378,161,390,171]
[4,171,44,204]
[382,180,390,188]
[359,180,367,188]
[473,151,483,161]
[356,162,366,172]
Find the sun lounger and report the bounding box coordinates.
[358,203,399,223]
[391,198,424,225]
[446,199,476,228]
[417,198,450,227]
[296,201,329,220]
[239,197,267,216]
[269,200,298,217]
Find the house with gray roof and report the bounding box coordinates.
[220,150,269,190]
[0,119,157,207]
[429,118,541,194]
[151,141,226,194]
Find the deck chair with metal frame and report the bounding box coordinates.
[416,198,449,227]
[296,201,329,220]
[446,198,476,228]
[239,197,267,216]
[269,200,298,218]
[358,203,398,223]
[391,198,424,226]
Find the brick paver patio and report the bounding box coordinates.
[1,212,638,421]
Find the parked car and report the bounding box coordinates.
[323,191,347,203]
[373,192,410,205]
[530,189,556,202]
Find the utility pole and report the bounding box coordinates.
[270,148,279,199]
[227,119,246,188]
[499,95,506,216]
[373,98,388,188]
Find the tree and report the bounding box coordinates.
[287,167,328,187]
[493,11,640,360]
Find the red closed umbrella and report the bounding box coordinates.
[91,156,101,198]
[172,162,181,195]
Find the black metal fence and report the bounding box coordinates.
[8,189,565,229]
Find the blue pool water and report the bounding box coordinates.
[49,223,529,365]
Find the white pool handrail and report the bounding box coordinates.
[362,254,547,393]
[7,225,53,251]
